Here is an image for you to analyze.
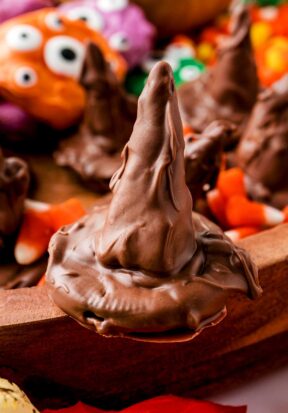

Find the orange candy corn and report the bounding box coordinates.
[14,200,53,265]
[183,124,194,139]
[225,227,260,243]
[48,198,86,231]
[283,206,288,223]
[226,195,284,228]
[206,188,228,228]
[15,198,86,265]
[37,274,46,286]
[216,167,246,199]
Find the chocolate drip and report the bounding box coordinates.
[55,42,137,192]
[0,149,29,256]
[237,76,288,209]
[47,62,261,342]
[178,3,258,139]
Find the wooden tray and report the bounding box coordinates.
[0,155,288,410]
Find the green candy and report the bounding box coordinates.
[173,57,205,86]
[125,57,205,96]
[125,68,147,96]
[244,0,282,5]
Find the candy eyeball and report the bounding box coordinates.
[97,0,128,12]
[15,67,38,88]
[66,7,105,31]
[6,25,42,52]
[44,36,85,78]
[166,44,195,61]
[259,7,279,21]
[109,32,130,52]
[179,65,202,82]
[45,12,64,32]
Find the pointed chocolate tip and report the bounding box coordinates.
[79,42,108,88]
[141,61,175,103]
[229,1,251,44]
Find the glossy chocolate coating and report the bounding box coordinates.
[55,42,137,192]
[0,149,29,255]
[178,3,258,139]
[47,62,261,342]
[184,120,235,201]
[237,77,288,209]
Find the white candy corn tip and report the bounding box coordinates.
[225,229,239,242]
[15,243,39,265]
[0,378,39,413]
[24,199,50,212]
[264,206,285,226]
[97,0,128,12]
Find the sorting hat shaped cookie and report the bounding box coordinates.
[178,2,258,139]
[0,149,29,255]
[237,75,288,209]
[47,62,261,342]
[55,42,137,192]
[184,120,235,202]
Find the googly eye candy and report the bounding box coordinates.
[15,67,38,88]
[109,32,130,52]
[44,36,85,78]
[6,25,42,52]
[66,7,104,31]
[97,0,128,12]
[45,12,64,32]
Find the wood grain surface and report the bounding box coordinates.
[0,155,287,410]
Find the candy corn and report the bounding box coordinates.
[283,205,288,222]
[15,200,53,265]
[38,274,46,286]
[183,124,194,139]
[207,188,228,228]
[225,227,261,242]
[49,198,86,231]
[216,168,246,199]
[226,195,285,228]
[15,198,86,265]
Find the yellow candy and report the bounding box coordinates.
[251,22,272,49]
[265,37,288,73]
[197,42,215,63]
[266,48,286,72]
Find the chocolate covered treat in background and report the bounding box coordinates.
[0,150,46,289]
[236,75,288,210]
[184,120,236,205]
[0,149,29,256]
[178,2,258,143]
[47,62,261,342]
[55,42,137,192]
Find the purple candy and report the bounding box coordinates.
[0,0,54,23]
[0,101,37,139]
[59,0,156,68]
